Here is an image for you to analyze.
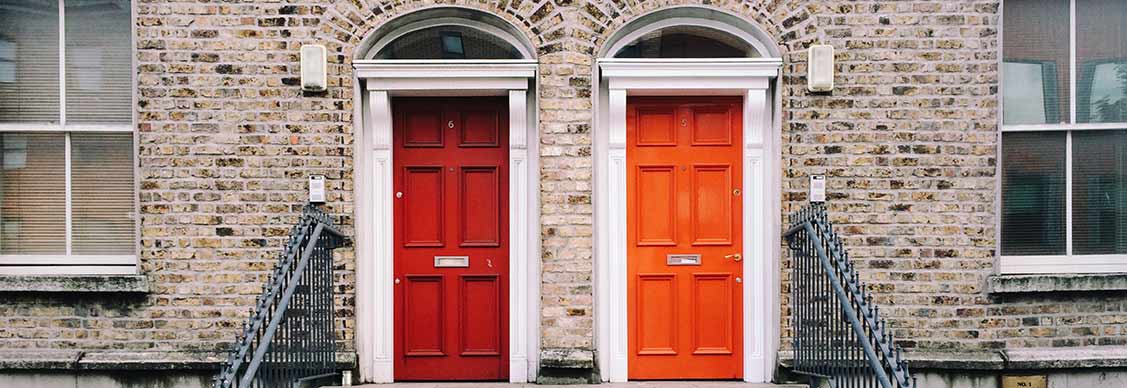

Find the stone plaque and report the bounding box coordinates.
[1002,375,1047,388]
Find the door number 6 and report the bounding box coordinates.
[447,120,455,128]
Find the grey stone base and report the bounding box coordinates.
[537,348,598,384]
[0,370,212,388]
[913,369,1127,388]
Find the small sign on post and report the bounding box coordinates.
[809,175,826,203]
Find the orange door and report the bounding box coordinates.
[393,97,509,380]
[627,96,743,379]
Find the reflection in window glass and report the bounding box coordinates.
[65,0,132,124]
[1001,131,1067,255]
[1080,62,1127,123]
[1003,0,1070,125]
[0,0,60,123]
[376,25,521,60]
[1003,61,1057,125]
[1073,130,1127,254]
[1077,0,1127,123]
[613,25,757,58]
[0,39,14,83]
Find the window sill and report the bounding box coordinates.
[998,254,1127,274]
[987,273,1127,294]
[0,274,149,293]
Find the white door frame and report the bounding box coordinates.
[352,59,540,383]
[594,58,782,382]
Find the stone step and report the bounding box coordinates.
[324,383,808,388]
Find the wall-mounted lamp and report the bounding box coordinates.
[300,44,327,92]
[807,44,834,92]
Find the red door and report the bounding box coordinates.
[627,96,744,379]
[393,97,509,381]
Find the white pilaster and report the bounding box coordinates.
[607,88,629,383]
[363,89,395,383]
[743,87,768,382]
[508,89,531,383]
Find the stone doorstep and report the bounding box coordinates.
[326,384,807,388]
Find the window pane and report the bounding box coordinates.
[1077,0,1127,123]
[1003,0,1070,125]
[1001,131,1066,255]
[0,133,65,254]
[0,0,60,123]
[613,25,757,58]
[71,132,133,255]
[1003,61,1058,124]
[65,0,131,124]
[1072,130,1127,254]
[375,25,522,60]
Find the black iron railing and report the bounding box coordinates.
[785,204,914,388]
[213,205,347,388]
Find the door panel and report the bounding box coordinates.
[691,164,734,245]
[403,108,445,147]
[627,96,743,379]
[394,97,509,381]
[403,275,445,356]
[691,273,734,354]
[460,275,501,355]
[635,165,678,246]
[402,166,445,247]
[636,274,678,355]
[636,107,678,146]
[460,166,501,247]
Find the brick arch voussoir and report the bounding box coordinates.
[318,0,546,63]
[584,0,818,58]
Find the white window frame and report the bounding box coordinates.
[999,0,1127,274]
[0,0,138,275]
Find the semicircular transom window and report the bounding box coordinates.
[375,25,523,60]
[614,25,759,58]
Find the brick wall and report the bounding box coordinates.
[3,0,1127,375]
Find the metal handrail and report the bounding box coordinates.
[785,203,914,388]
[213,205,347,388]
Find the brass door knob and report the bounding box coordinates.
[725,253,742,262]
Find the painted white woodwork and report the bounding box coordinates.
[355,62,538,383]
[596,59,781,383]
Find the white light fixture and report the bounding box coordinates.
[300,44,327,92]
[807,44,834,92]
[308,175,326,203]
[809,175,826,203]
